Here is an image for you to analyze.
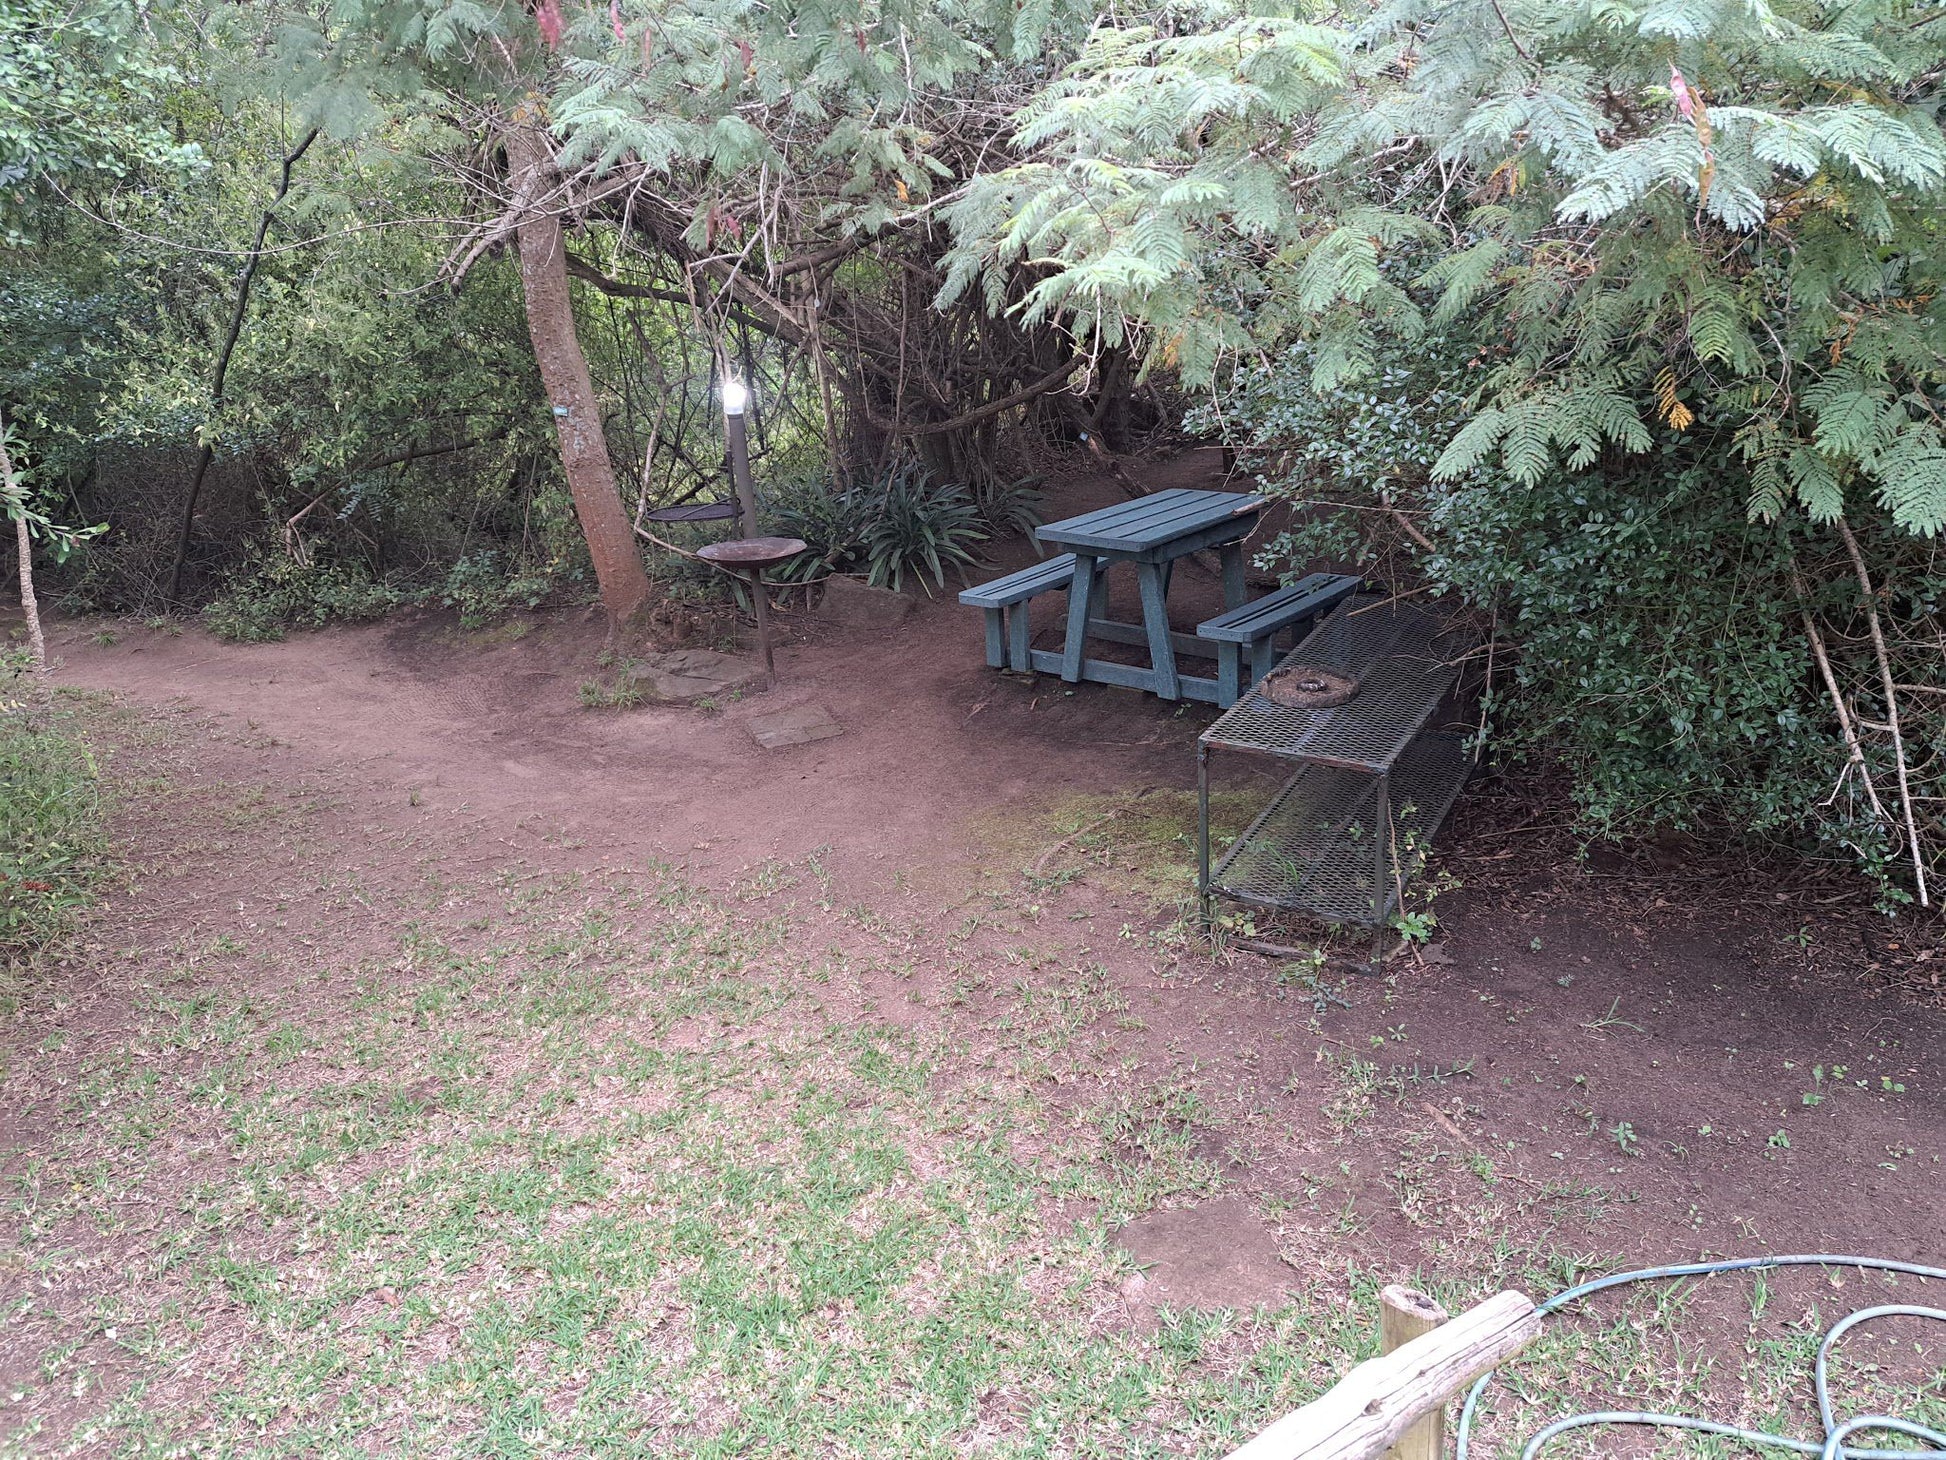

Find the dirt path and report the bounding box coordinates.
[5,454,1943,1452]
[45,460,1217,892]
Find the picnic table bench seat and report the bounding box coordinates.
[1196,572,1362,704]
[959,554,1079,671]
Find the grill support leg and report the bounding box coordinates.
[749,570,777,674]
[1369,772,1390,973]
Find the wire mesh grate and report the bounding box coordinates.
[1210,732,1473,926]
[1200,597,1470,771]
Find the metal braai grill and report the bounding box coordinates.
[1211,733,1473,925]
[1196,595,1479,961]
[1201,600,1470,770]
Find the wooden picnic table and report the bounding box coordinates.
[1031,488,1266,703]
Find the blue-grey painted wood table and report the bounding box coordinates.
[1031,488,1266,703]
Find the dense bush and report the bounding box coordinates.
[433,552,556,630]
[3,79,755,625]
[1213,334,1934,900]
[1,131,588,614]
[200,552,407,643]
[1429,468,1841,840]
[1198,336,1481,576]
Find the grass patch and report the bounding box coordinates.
[2,868,1388,1456]
[7,719,1942,1459]
[0,692,106,956]
[975,787,1268,904]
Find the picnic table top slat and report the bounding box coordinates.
[1036,488,1266,554]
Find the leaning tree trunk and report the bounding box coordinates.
[505,116,652,628]
[167,127,319,605]
[0,414,47,673]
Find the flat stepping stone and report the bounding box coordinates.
[748,703,842,749]
[627,649,768,703]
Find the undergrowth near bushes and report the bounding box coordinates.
[765,460,1041,594]
[200,550,564,642]
[0,665,106,955]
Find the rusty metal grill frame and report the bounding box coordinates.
[1201,598,1470,771]
[1210,733,1472,925]
[1196,595,1478,960]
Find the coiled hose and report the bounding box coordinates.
[1453,1255,1946,1460]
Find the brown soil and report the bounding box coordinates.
[10,447,1944,1326]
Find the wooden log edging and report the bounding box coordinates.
[1224,1290,1541,1460]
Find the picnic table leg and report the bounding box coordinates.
[1006,600,1034,673]
[1250,637,1277,685]
[1136,561,1180,700]
[1216,643,1242,707]
[1219,541,1246,609]
[1061,554,1097,682]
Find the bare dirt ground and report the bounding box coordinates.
[4,450,1943,1453]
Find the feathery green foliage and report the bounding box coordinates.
[961,0,1946,537]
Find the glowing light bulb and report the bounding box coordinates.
[721,379,750,415]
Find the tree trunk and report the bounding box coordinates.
[0,416,47,673]
[505,117,653,627]
[12,513,42,673]
[168,127,320,605]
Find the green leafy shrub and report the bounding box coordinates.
[1196,334,1481,574]
[758,477,874,584]
[436,551,554,629]
[0,676,105,954]
[766,462,988,594]
[202,552,404,643]
[1219,331,1936,901]
[1428,467,1838,835]
[970,476,1046,538]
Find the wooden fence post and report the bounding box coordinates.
[1379,1286,1451,1460]
[1221,1289,1540,1460]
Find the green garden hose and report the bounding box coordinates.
[1453,1255,1946,1460]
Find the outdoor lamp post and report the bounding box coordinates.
[700,374,804,676]
[721,377,758,538]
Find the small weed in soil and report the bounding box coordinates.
[578,661,645,710]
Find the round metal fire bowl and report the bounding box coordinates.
[695,536,807,572]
